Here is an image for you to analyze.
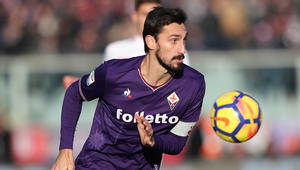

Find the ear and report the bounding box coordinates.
[145,35,157,51]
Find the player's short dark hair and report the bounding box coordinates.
[135,0,161,11]
[143,7,187,53]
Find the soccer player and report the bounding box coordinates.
[52,7,205,170]
[62,0,190,90]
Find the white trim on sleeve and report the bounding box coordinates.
[79,78,88,101]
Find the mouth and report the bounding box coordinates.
[172,55,185,62]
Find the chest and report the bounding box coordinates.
[103,70,192,129]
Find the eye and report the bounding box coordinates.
[171,39,177,44]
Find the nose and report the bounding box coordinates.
[178,41,186,55]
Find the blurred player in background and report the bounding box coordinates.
[62,0,190,90]
[103,0,161,61]
[52,7,205,170]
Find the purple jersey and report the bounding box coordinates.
[60,55,205,169]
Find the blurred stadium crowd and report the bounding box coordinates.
[0,0,300,169]
[0,0,299,55]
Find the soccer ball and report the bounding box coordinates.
[210,91,262,143]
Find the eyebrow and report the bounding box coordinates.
[168,32,188,39]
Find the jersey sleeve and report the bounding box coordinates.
[79,62,107,101]
[59,81,83,149]
[153,133,187,155]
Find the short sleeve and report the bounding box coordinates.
[79,62,107,101]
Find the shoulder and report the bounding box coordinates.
[180,65,206,101]
[183,65,204,82]
[177,65,205,91]
[104,55,144,73]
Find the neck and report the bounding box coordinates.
[140,53,172,86]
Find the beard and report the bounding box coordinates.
[155,47,184,74]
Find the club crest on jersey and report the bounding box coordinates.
[167,92,179,110]
[122,88,132,98]
[87,70,95,86]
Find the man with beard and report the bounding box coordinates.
[52,7,205,170]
